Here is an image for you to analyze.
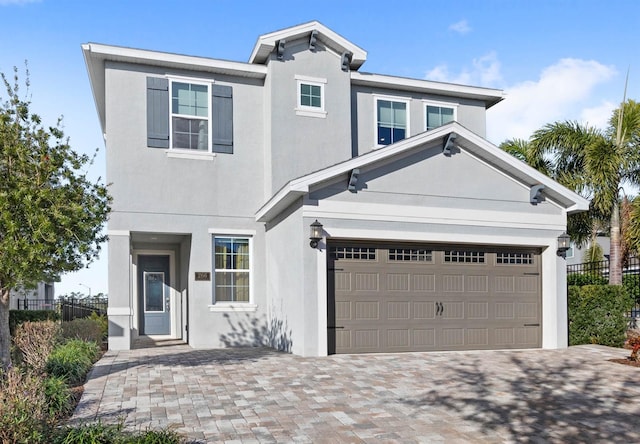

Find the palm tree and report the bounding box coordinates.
[530,99,640,284]
[499,138,552,176]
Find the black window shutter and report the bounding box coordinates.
[212,84,233,154]
[147,77,169,148]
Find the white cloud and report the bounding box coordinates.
[580,101,616,130]
[429,55,617,143]
[449,20,471,35]
[426,51,502,87]
[486,58,616,143]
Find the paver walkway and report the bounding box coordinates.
[71,344,640,443]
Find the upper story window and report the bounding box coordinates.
[425,102,457,131]
[301,83,322,108]
[295,75,327,118]
[146,76,234,156]
[376,97,409,146]
[171,81,210,151]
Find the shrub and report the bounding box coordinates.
[569,285,634,347]
[90,311,109,341]
[567,273,608,286]
[626,330,640,361]
[13,320,62,372]
[62,317,105,344]
[46,339,100,385]
[9,310,60,335]
[44,375,73,419]
[0,368,52,443]
[622,274,640,305]
[51,422,184,444]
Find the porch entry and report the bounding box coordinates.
[138,255,171,335]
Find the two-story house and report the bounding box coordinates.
[83,21,588,356]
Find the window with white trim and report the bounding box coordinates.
[376,97,408,146]
[213,237,250,302]
[171,81,210,151]
[425,103,456,131]
[295,75,327,118]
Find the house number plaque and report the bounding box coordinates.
[195,272,211,281]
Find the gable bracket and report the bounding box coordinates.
[341,52,353,72]
[276,39,286,60]
[309,30,318,51]
[442,132,457,156]
[348,168,360,193]
[530,184,546,205]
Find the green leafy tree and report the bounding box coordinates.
[0,67,110,369]
[530,98,640,284]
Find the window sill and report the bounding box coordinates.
[208,303,257,312]
[295,108,327,118]
[166,149,216,161]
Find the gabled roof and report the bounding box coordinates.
[82,43,267,135]
[255,122,590,222]
[351,72,504,109]
[248,20,367,70]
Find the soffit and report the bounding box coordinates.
[351,72,504,109]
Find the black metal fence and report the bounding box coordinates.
[14,297,108,322]
[567,258,640,324]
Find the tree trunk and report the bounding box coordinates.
[0,286,11,370]
[609,200,623,285]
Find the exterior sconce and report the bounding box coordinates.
[557,232,571,258]
[309,220,323,248]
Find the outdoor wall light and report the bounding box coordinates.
[309,220,324,248]
[557,232,571,258]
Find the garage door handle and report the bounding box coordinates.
[328,326,345,329]
[524,323,540,327]
[436,302,443,316]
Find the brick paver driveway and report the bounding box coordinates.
[72,344,640,443]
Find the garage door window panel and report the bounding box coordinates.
[444,250,485,264]
[388,248,433,262]
[496,252,534,265]
[330,246,376,260]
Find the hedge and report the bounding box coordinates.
[568,285,633,347]
[9,310,60,335]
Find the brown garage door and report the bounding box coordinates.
[327,242,541,354]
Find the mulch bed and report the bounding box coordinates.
[609,358,640,367]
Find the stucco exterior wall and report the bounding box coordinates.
[104,61,269,350]
[266,38,353,193]
[104,61,265,219]
[264,201,305,355]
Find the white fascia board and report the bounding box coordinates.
[84,43,267,78]
[82,43,107,134]
[248,21,367,69]
[324,226,558,249]
[351,71,505,109]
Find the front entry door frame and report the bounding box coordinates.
[134,250,179,339]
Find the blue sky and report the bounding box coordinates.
[1,0,639,296]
